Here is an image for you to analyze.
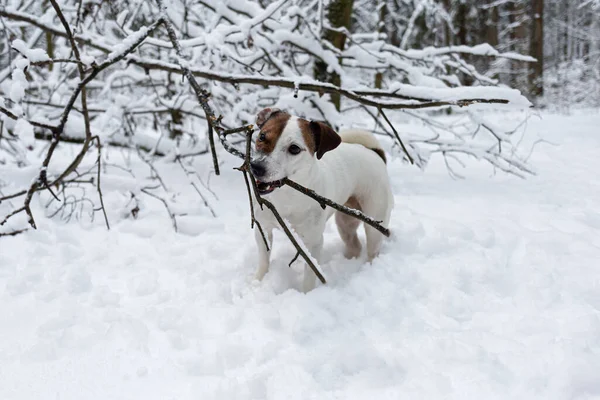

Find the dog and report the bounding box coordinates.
[249,107,393,292]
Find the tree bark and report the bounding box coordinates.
[508,1,528,91]
[375,0,386,89]
[487,5,499,48]
[442,0,452,47]
[529,0,544,98]
[313,0,354,111]
[455,1,468,46]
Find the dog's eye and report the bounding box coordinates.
[258,132,266,141]
[288,144,302,155]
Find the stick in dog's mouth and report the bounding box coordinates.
[256,179,285,195]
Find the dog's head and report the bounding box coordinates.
[250,107,341,195]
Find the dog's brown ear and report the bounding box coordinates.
[309,121,342,160]
[256,108,282,128]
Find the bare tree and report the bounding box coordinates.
[313,0,355,111]
[529,0,544,98]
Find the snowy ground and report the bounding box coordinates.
[1,110,600,400]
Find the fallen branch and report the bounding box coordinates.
[281,178,390,237]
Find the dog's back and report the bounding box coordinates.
[338,129,387,164]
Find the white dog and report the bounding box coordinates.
[249,108,393,292]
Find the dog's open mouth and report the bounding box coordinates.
[256,179,285,195]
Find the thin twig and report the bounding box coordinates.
[379,108,415,165]
[91,136,110,230]
[206,120,220,175]
[0,105,57,131]
[0,228,28,237]
[235,126,269,250]
[141,187,178,231]
[175,157,217,218]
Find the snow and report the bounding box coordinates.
[1,110,600,399]
[404,43,538,62]
[13,118,34,147]
[9,68,27,103]
[107,26,150,60]
[11,39,50,63]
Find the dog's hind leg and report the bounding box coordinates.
[335,196,362,259]
[365,225,384,262]
[254,226,273,281]
[360,193,392,262]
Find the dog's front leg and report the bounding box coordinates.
[254,226,273,281]
[301,235,324,293]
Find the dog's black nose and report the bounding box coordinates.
[250,162,266,178]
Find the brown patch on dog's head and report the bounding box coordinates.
[297,118,316,155]
[255,108,290,154]
[298,119,342,160]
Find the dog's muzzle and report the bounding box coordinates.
[255,179,285,195]
[249,161,285,195]
[250,161,266,178]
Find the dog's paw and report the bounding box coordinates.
[253,264,269,282]
[343,246,362,259]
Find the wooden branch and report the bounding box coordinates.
[0,8,111,53]
[236,130,269,251]
[206,120,220,175]
[0,105,57,131]
[34,131,167,155]
[127,56,513,110]
[282,178,390,237]
[222,126,255,136]
[259,192,326,284]
[2,7,523,113]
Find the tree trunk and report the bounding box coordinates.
[442,0,452,47]
[592,10,600,60]
[455,1,468,46]
[487,5,499,48]
[375,0,386,89]
[313,0,354,111]
[529,0,544,98]
[508,1,528,91]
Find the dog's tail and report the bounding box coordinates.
[338,129,386,164]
